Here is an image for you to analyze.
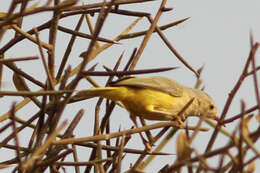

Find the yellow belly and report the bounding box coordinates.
[121,87,190,120]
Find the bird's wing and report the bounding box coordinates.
[110,76,184,97]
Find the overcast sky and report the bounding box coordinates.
[0,0,260,172]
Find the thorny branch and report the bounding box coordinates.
[0,1,259,173]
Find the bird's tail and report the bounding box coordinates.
[69,87,127,103]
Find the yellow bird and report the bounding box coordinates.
[71,76,219,123]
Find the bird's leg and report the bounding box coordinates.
[130,114,152,152]
[139,117,154,145]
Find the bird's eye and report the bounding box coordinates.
[209,105,215,110]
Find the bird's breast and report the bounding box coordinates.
[120,87,192,120]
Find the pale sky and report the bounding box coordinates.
[0,0,260,172]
